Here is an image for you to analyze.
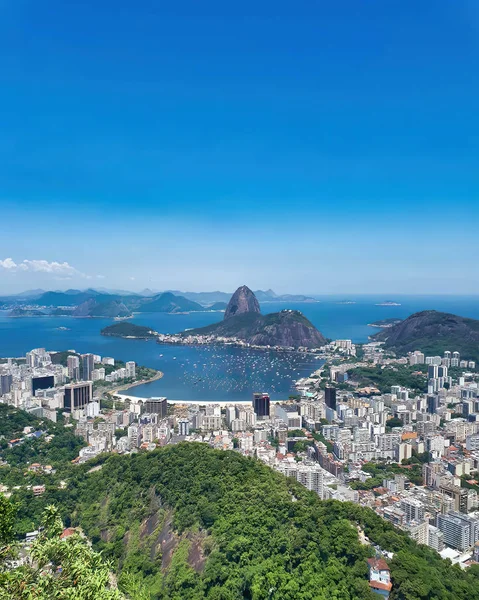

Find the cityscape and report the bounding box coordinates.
[2,332,479,586]
[1,1,479,598]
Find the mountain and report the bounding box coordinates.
[185,286,326,348]
[137,292,205,313]
[207,301,228,310]
[73,299,132,318]
[372,310,479,361]
[14,442,479,600]
[254,289,317,302]
[101,322,157,338]
[167,290,232,305]
[224,285,261,319]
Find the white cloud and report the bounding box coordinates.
[129,276,136,281]
[0,257,95,280]
[0,258,17,269]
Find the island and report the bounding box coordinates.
[375,301,401,306]
[368,318,403,328]
[100,322,158,339]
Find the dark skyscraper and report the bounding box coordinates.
[0,373,13,396]
[32,375,55,396]
[325,387,337,411]
[144,397,168,417]
[81,353,95,381]
[253,392,270,418]
[63,382,92,412]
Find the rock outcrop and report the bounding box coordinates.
[224,285,261,320]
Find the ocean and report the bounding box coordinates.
[1,295,478,401]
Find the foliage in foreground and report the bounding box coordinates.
[0,499,138,599]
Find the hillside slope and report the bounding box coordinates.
[373,310,479,361]
[13,443,479,600]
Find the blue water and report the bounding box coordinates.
[1,295,478,401]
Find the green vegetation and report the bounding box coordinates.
[0,502,126,599]
[101,322,158,339]
[373,310,479,362]
[5,443,476,599]
[348,364,428,393]
[349,461,424,489]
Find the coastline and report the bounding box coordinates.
[108,370,164,396]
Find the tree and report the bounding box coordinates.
[0,504,124,599]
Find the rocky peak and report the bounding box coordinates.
[224,286,261,320]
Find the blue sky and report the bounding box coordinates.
[0,1,478,294]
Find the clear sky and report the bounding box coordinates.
[0,1,478,295]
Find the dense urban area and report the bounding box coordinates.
[1,337,479,598]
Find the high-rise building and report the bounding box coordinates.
[144,397,167,418]
[0,373,13,396]
[437,512,479,551]
[126,361,136,379]
[178,418,190,436]
[63,381,93,412]
[67,355,80,381]
[253,393,270,418]
[81,354,95,381]
[325,387,337,411]
[428,365,439,379]
[437,365,448,378]
[32,375,55,396]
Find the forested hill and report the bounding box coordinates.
[373,310,479,361]
[12,443,479,600]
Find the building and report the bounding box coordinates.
[32,375,55,396]
[253,393,270,418]
[400,497,425,523]
[437,512,479,551]
[325,387,337,410]
[81,354,95,381]
[67,355,80,380]
[0,373,13,396]
[178,418,190,436]
[275,404,301,429]
[428,525,445,552]
[126,361,136,379]
[143,397,167,418]
[367,558,392,598]
[63,382,93,412]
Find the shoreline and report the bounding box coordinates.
[108,370,164,396]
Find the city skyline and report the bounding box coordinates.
[1,2,478,294]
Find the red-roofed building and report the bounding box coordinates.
[367,558,392,598]
[60,528,76,539]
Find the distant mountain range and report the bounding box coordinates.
[372,310,479,362]
[0,287,316,319]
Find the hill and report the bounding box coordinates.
[73,299,132,318]
[137,292,205,313]
[372,310,479,361]
[11,443,479,600]
[207,301,227,310]
[101,322,158,339]
[184,286,326,348]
